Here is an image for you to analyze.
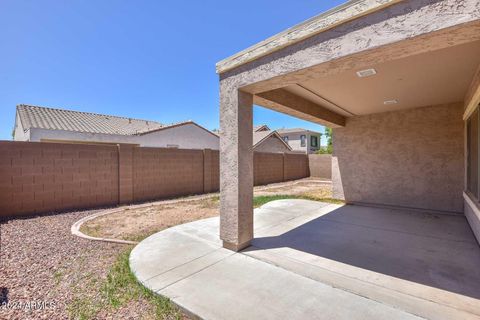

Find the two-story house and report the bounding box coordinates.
[277,128,322,154]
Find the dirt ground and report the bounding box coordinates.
[256,179,332,197]
[82,198,220,242]
[81,179,332,242]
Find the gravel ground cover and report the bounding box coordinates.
[0,209,181,319]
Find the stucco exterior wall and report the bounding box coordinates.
[279,132,321,154]
[280,132,305,153]
[140,124,219,149]
[332,102,464,213]
[308,154,332,179]
[26,123,220,150]
[254,135,290,153]
[29,128,139,144]
[13,114,30,141]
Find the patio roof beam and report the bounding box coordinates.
[254,88,346,127]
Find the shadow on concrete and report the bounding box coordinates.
[250,205,480,299]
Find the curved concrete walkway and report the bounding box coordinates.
[130,200,480,320]
[71,178,330,244]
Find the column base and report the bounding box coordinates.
[222,240,251,252]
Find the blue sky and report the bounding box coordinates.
[0,0,345,142]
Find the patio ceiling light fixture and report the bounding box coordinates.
[356,68,377,77]
[383,99,398,105]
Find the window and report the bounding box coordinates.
[310,135,318,147]
[283,136,289,142]
[467,108,479,198]
[300,135,306,147]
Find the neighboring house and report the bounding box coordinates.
[253,128,292,153]
[277,128,321,154]
[13,104,219,150]
[217,125,292,153]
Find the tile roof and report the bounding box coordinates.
[253,130,272,146]
[253,125,270,132]
[137,121,219,138]
[277,128,321,134]
[17,104,164,136]
[253,130,292,150]
[215,128,291,149]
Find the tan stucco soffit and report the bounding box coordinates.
[216,0,403,74]
[254,88,346,128]
[463,63,480,120]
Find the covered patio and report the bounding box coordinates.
[218,0,480,251]
[130,200,480,319]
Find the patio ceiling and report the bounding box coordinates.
[245,17,480,128]
[283,40,480,117]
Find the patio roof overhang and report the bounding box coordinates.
[217,0,480,124]
[217,0,480,250]
[216,0,404,75]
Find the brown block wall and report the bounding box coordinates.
[0,141,118,218]
[118,145,134,204]
[253,152,284,186]
[132,148,205,202]
[209,150,220,192]
[284,153,309,181]
[203,149,219,193]
[0,141,309,218]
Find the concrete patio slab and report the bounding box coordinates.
[130,200,480,320]
[159,252,421,320]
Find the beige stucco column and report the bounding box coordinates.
[219,85,253,251]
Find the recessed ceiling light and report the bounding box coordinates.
[356,68,377,78]
[383,99,398,105]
